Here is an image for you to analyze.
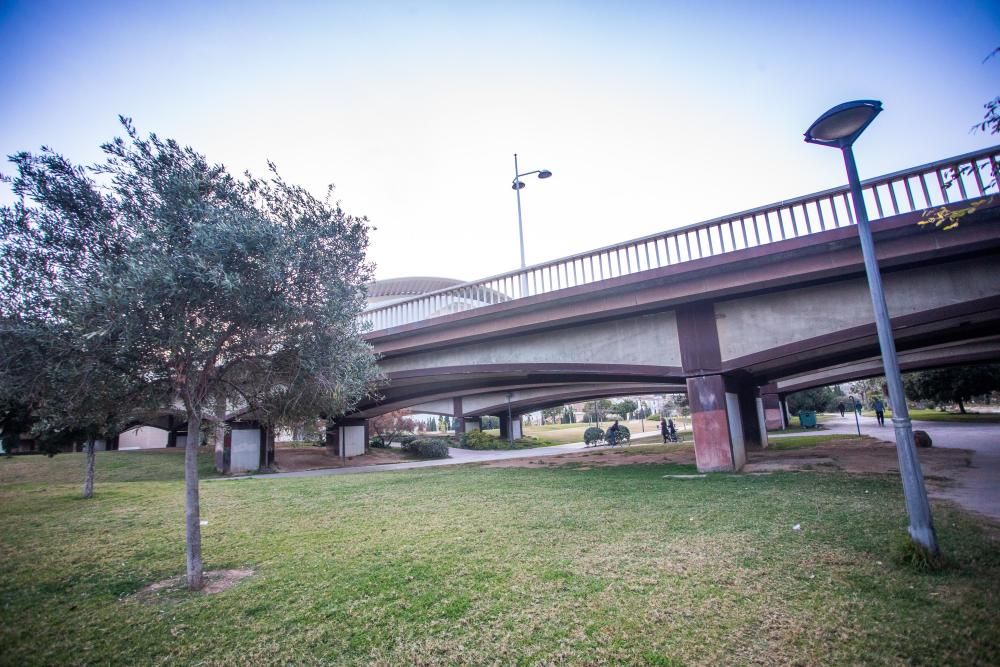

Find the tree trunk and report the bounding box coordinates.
[82,437,96,499]
[184,412,204,590]
[957,397,966,414]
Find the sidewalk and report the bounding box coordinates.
[772,413,1000,522]
[218,429,666,481]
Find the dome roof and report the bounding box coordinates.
[367,276,465,298]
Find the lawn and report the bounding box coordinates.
[481,420,690,445]
[908,409,1000,423]
[1,451,998,665]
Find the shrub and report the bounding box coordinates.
[369,436,387,448]
[459,431,498,449]
[407,439,450,458]
[455,431,548,450]
[584,427,604,446]
[608,425,631,444]
[397,434,418,447]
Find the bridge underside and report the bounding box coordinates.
[358,199,1000,472]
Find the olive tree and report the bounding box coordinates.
[0,119,380,589]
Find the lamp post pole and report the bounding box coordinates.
[806,100,938,556]
[849,395,861,437]
[511,156,552,297]
[513,154,527,269]
[842,144,939,554]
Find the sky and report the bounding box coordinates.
[1,1,998,283]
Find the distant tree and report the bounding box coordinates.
[0,119,379,591]
[542,407,562,424]
[904,365,1000,414]
[786,386,837,415]
[370,410,416,446]
[611,399,638,420]
[560,407,575,424]
[848,378,884,407]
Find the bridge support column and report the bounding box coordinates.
[760,384,785,431]
[499,414,522,440]
[463,418,481,433]
[326,419,368,460]
[453,398,465,434]
[687,374,759,472]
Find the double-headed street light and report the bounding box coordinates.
[511,153,553,269]
[805,100,940,556]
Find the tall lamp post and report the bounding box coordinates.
[805,100,939,556]
[511,154,553,270]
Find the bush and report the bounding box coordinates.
[369,436,387,448]
[606,425,631,444]
[402,438,450,458]
[584,427,604,446]
[457,431,546,450]
[397,434,418,446]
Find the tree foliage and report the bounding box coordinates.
[904,365,1000,413]
[0,118,380,589]
[370,410,416,446]
[921,46,999,231]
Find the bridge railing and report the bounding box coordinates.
[363,146,1000,333]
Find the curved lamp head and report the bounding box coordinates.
[538,169,553,179]
[511,181,526,190]
[805,100,882,149]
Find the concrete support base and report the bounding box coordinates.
[761,390,784,431]
[326,419,369,459]
[499,414,522,440]
[687,374,764,472]
[463,418,481,432]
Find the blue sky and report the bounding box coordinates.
[1,1,998,281]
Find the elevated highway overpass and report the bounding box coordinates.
[342,147,1000,472]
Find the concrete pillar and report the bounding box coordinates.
[325,418,368,460]
[325,420,340,457]
[498,414,522,440]
[260,424,275,469]
[453,398,465,434]
[732,378,765,451]
[760,385,784,431]
[686,374,749,472]
[463,418,481,433]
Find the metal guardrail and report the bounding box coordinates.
[363,146,1000,332]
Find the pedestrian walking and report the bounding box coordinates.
[872,397,885,427]
[837,401,845,417]
[660,418,668,443]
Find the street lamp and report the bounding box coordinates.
[511,153,553,270]
[805,100,940,556]
[848,395,861,437]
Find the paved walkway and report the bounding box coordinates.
[218,429,668,481]
[774,414,1000,522]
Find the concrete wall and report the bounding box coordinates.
[343,425,366,457]
[230,428,261,473]
[715,255,1000,362]
[118,426,169,450]
[380,311,681,374]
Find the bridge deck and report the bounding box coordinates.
[362,146,1000,333]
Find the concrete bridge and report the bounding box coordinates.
[344,146,1000,472]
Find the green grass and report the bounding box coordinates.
[766,434,871,451]
[908,409,1000,423]
[1,451,998,665]
[0,448,219,487]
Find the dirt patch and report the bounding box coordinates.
[133,568,255,601]
[271,446,415,473]
[746,438,972,490]
[484,438,972,493]
[483,445,696,469]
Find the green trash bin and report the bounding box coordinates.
[798,410,817,428]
